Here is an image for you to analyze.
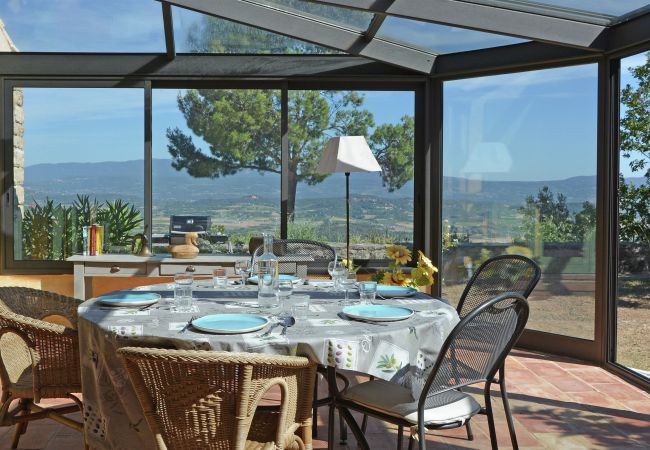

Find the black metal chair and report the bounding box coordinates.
[250,238,337,278]
[455,254,540,446]
[334,292,530,450]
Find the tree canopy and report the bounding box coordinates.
[167,16,415,222]
[620,51,650,247]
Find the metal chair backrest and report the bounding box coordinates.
[416,293,529,410]
[118,347,316,450]
[456,254,540,319]
[251,239,337,277]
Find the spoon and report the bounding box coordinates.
[280,316,296,335]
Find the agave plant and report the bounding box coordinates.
[22,199,56,260]
[96,199,143,247]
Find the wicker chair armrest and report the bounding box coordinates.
[0,287,83,327]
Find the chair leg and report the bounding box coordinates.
[465,420,474,440]
[418,424,427,450]
[339,411,348,444]
[11,400,31,449]
[327,405,335,450]
[408,434,414,450]
[397,425,404,450]
[484,384,498,450]
[361,413,369,433]
[337,406,370,450]
[499,366,519,450]
[312,375,319,438]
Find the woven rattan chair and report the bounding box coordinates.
[335,293,529,450]
[118,348,317,450]
[455,254,540,445]
[251,239,337,278]
[0,287,84,449]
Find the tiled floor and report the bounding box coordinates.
[1,350,649,449]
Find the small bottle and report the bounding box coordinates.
[256,232,279,309]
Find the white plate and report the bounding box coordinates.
[191,314,270,334]
[342,304,414,322]
[96,292,161,307]
[247,274,302,285]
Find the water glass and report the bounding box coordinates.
[339,271,358,305]
[277,280,293,312]
[258,275,280,310]
[358,281,377,304]
[174,273,194,312]
[234,259,251,286]
[212,266,228,289]
[291,294,310,320]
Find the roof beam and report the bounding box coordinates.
[607,9,650,54]
[161,2,176,60]
[364,14,386,42]
[0,53,420,79]
[159,0,434,73]
[304,0,607,51]
[433,41,598,78]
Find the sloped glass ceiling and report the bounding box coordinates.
[461,0,650,23]
[173,6,338,54]
[0,0,164,52]
[252,0,373,31]
[377,16,527,54]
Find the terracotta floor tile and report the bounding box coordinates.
[3,351,649,450]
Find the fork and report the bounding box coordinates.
[179,316,197,334]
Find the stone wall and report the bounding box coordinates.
[1,20,24,257]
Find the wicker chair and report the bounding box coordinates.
[0,287,84,449]
[335,293,530,450]
[118,348,317,450]
[250,239,337,278]
[454,254,540,445]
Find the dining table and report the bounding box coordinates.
[77,280,460,450]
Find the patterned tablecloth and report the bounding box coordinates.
[78,281,459,450]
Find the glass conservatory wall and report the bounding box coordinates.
[442,64,598,340]
[616,50,650,379]
[12,87,145,260]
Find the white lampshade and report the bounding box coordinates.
[317,136,382,174]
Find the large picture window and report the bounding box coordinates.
[442,64,598,340]
[9,87,144,263]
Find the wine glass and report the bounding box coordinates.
[234,259,251,287]
[339,270,358,305]
[328,260,345,292]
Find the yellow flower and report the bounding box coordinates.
[386,245,412,265]
[417,250,437,276]
[391,269,408,286]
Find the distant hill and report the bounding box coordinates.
[22,158,626,207]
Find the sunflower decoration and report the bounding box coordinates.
[383,246,437,288]
[386,244,412,265]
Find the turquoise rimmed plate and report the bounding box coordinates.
[342,304,413,322]
[191,314,270,334]
[96,292,161,307]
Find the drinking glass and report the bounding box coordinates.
[339,271,358,305]
[358,281,377,305]
[277,280,294,313]
[212,266,228,289]
[234,259,251,286]
[328,260,346,292]
[174,273,194,312]
[291,294,310,320]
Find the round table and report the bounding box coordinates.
[78,281,459,450]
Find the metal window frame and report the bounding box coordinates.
[0,72,425,275]
[1,79,146,273]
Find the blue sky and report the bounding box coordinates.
[3,1,648,181]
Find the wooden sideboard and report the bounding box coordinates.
[67,254,245,300]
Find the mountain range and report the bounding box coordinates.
[22,158,631,206]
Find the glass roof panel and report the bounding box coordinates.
[250,0,373,31]
[377,17,527,55]
[173,6,338,54]
[459,1,650,23]
[0,0,164,52]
